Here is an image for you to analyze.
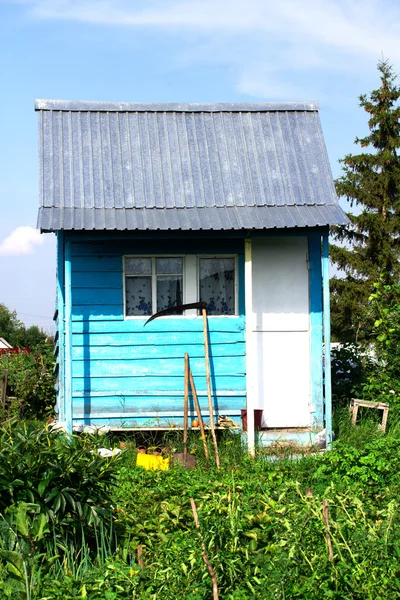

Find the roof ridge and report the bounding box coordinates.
[35,100,320,113]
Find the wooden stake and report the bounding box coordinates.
[137,544,144,570]
[322,500,334,561]
[1,370,7,413]
[190,498,218,600]
[183,353,189,463]
[202,308,220,469]
[189,369,209,462]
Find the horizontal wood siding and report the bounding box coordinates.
[69,237,246,428]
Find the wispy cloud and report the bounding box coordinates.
[8,0,400,99]
[18,0,400,58]
[0,226,44,256]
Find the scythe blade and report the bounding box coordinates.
[143,302,207,326]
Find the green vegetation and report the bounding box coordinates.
[0,303,56,421]
[0,304,51,352]
[2,60,400,598]
[1,419,400,599]
[0,351,55,421]
[330,60,400,342]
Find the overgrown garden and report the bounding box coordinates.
[1,60,400,598]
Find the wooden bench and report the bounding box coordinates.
[350,399,389,432]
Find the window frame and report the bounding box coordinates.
[123,255,185,319]
[197,255,238,317]
[123,253,238,319]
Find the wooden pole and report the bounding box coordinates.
[202,308,220,469]
[190,498,219,600]
[1,369,8,413]
[189,369,209,462]
[137,544,144,570]
[183,353,189,463]
[322,500,334,561]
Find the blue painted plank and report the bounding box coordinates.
[72,390,245,398]
[65,240,73,433]
[71,306,123,320]
[70,240,244,257]
[323,232,332,448]
[72,272,122,288]
[308,235,323,429]
[72,342,245,359]
[72,416,242,429]
[72,330,244,347]
[72,288,122,305]
[71,317,245,333]
[71,256,122,272]
[72,375,246,393]
[71,355,245,377]
[72,396,245,413]
[56,232,65,422]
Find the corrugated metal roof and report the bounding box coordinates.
[36,100,348,231]
[38,205,346,231]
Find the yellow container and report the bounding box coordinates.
[136,453,170,471]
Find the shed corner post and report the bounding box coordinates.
[308,233,324,431]
[245,238,255,456]
[64,239,73,434]
[56,232,65,424]
[322,231,332,449]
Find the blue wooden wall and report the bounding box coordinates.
[61,236,246,429]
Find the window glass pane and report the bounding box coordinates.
[199,258,235,315]
[125,257,152,276]
[156,258,183,275]
[157,276,183,312]
[125,276,152,315]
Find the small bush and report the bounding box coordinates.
[0,421,120,557]
[0,350,55,421]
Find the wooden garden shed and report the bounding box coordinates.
[36,100,348,447]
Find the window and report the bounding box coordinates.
[125,257,183,316]
[124,255,237,317]
[199,257,236,315]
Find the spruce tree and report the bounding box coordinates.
[330,60,400,341]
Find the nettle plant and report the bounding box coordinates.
[361,279,400,407]
[0,351,55,421]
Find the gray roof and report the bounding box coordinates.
[36,100,348,231]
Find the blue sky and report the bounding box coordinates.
[0,0,399,334]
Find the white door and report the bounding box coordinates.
[250,238,311,428]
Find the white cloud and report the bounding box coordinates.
[0,226,44,256]
[18,0,400,60]
[8,0,400,99]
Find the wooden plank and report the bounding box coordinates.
[71,330,244,346]
[71,317,245,333]
[71,401,245,417]
[71,306,123,320]
[1,370,8,412]
[72,416,242,429]
[71,256,122,272]
[70,240,244,257]
[72,374,246,393]
[308,234,323,429]
[71,355,246,377]
[72,389,246,398]
[72,409,243,418]
[71,342,245,360]
[183,353,189,461]
[72,288,123,305]
[72,272,122,288]
[350,398,389,432]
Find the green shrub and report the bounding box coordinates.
[0,351,55,421]
[0,421,119,555]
